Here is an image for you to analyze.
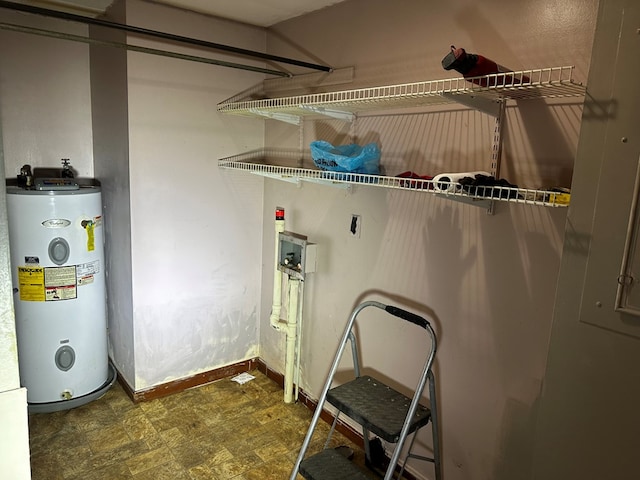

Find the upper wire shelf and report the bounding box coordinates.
[218,150,571,208]
[217,66,586,123]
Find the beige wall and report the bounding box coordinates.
[0,11,94,178]
[259,1,598,479]
[92,0,268,390]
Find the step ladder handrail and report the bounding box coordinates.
[290,300,439,480]
[385,323,437,479]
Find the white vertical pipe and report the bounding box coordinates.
[270,207,285,330]
[284,277,299,403]
[294,279,304,402]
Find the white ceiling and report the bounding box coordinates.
[22,0,349,26]
[148,0,348,27]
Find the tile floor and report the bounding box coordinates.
[28,370,365,479]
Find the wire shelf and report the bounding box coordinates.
[217,66,585,120]
[218,150,570,208]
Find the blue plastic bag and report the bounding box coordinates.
[310,141,380,175]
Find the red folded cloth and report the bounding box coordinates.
[396,171,434,189]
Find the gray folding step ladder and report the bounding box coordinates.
[290,301,441,480]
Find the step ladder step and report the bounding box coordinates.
[327,375,431,443]
[300,448,371,480]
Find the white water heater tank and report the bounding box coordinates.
[6,183,113,412]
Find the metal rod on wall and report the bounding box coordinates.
[0,21,291,77]
[0,0,332,74]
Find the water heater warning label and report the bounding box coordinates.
[77,260,99,286]
[17,267,45,302]
[44,266,77,301]
[18,265,84,301]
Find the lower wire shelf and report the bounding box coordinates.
[218,150,570,208]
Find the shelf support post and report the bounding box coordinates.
[486,100,506,214]
[491,100,506,179]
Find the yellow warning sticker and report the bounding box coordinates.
[18,267,45,302]
[80,219,96,252]
[87,223,95,251]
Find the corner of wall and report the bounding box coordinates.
[89,9,136,388]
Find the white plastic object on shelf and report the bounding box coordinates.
[432,171,492,193]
